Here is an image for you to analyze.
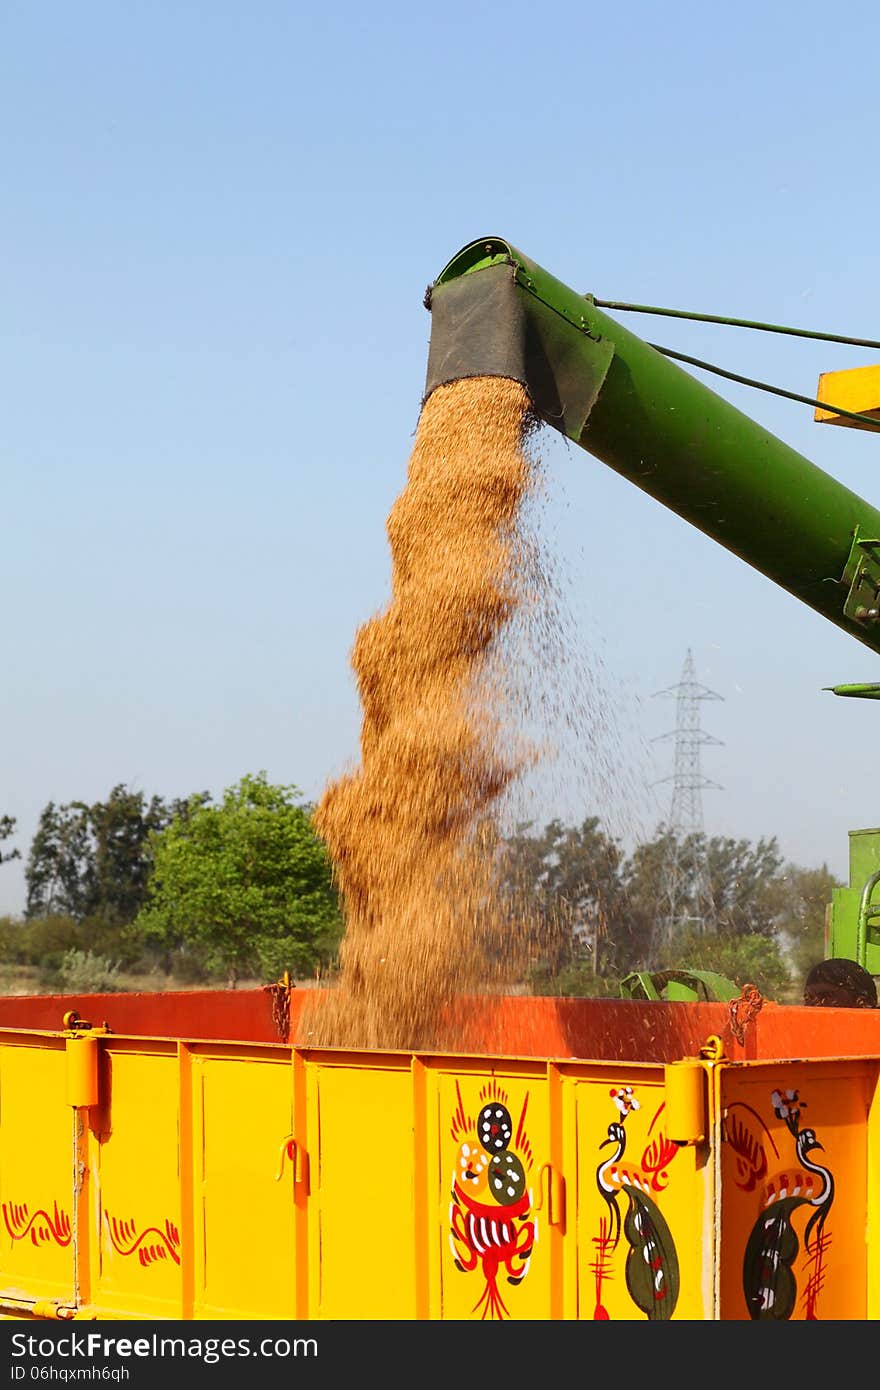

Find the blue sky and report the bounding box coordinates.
[2,1,879,913]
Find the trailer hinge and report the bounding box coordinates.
[31,1299,78,1320]
[664,1060,708,1145]
[62,1011,110,1035]
[842,533,880,627]
[63,1014,109,1109]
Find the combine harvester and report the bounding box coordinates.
[2,239,880,1323]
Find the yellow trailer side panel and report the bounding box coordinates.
[3,1015,880,1321]
[192,1050,297,1320]
[91,1046,181,1319]
[306,1058,419,1319]
[718,1060,875,1320]
[0,1041,74,1310]
[567,1066,712,1321]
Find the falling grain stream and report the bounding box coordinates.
[298,377,538,1051]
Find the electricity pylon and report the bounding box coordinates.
[651,649,723,959]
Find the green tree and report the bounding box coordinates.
[628,832,794,998]
[618,830,674,970]
[775,862,841,993]
[25,786,206,925]
[14,914,82,967]
[623,830,787,961]
[706,834,786,937]
[658,923,792,1000]
[133,772,343,985]
[87,786,202,925]
[499,816,633,981]
[0,815,19,868]
[25,802,92,918]
[506,817,804,997]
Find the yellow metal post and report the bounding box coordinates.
[64,1022,107,1319]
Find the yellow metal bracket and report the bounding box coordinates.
[841,533,880,629]
[815,364,880,432]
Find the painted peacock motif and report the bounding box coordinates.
[742,1087,834,1320]
[595,1086,680,1320]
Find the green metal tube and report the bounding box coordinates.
[424,237,880,660]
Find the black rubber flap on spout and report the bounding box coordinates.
[424,261,613,441]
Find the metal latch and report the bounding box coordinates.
[276,1134,309,1190]
[533,1163,565,1226]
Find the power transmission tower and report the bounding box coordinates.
[651,649,723,960]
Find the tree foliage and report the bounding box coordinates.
[133,772,343,984]
[499,817,625,977]
[54,948,123,994]
[0,815,19,868]
[8,774,843,1003]
[499,816,824,999]
[25,786,205,924]
[705,835,786,937]
[655,924,792,1000]
[775,862,842,986]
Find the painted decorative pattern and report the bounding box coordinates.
[732,1087,834,1320]
[2,1200,71,1248]
[448,1079,536,1320]
[105,1212,181,1267]
[593,1085,681,1320]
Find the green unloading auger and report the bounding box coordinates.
[423,237,880,686]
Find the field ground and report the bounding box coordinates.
[0,963,269,996]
